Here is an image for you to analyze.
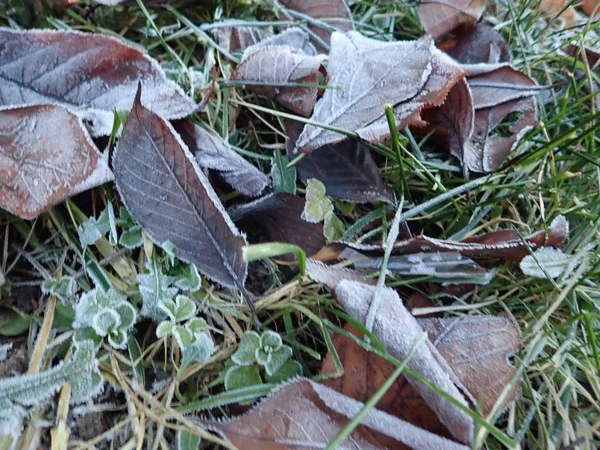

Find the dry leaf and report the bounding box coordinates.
[420,78,475,176]
[113,86,248,290]
[0,28,196,136]
[295,32,465,153]
[173,119,269,197]
[0,104,113,220]
[212,19,273,53]
[306,258,372,288]
[564,44,600,108]
[286,120,395,204]
[314,215,568,262]
[280,0,354,48]
[230,193,326,257]
[242,27,318,60]
[447,22,511,64]
[582,0,600,15]
[334,280,473,443]
[418,0,487,40]
[232,45,327,117]
[205,378,470,450]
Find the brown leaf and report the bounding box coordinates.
[113,87,248,291]
[295,33,465,153]
[564,44,600,108]
[230,193,326,257]
[313,215,569,262]
[334,280,473,443]
[0,28,196,136]
[447,22,511,64]
[582,0,600,16]
[420,78,475,176]
[280,0,354,48]
[205,378,471,450]
[418,0,487,40]
[306,258,373,288]
[232,45,327,117]
[173,119,269,197]
[0,104,113,220]
[241,28,318,59]
[212,19,273,53]
[286,120,395,204]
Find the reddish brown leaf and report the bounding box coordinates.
[206,378,470,450]
[447,23,511,64]
[564,44,600,108]
[280,0,354,48]
[286,120,395,205]
[313,215,568,262]
[173,119,269,197]
[232,46,327,117]
[113,87,248,292]
[418,0,487,40]
[212,19,273,53]
[582,0,600,16]
[241,28,318,59]
[295,33,465,153]
[230,193,326,257]
[0,28,196,136]
[0,104,113,220]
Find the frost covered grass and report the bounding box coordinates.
[1,0,600,449]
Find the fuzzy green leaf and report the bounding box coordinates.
[302,179,333,223]
[260,330,282,351]
[107,328,128,349]
[92,308,120,336]
[186,317,208,336]
[119,225,144,249]
[263,345,293,376]
[264,359,302,383]
[138,259,178,322]
[180,332,215,371]
[323,210,345,242]
[224,364,262,391]
[156,321,175,339]
[42,277,77,304]
[232,331,260,366]
[173,325,194,350]
[173,295,196,323]
[173,264,202,291]
[271,152,297,194]
[176,429,201,450]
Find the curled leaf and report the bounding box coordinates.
[0,28,196,136]
[232,45,327,117]
[295,32,465,153]
[447,23,511,65]
[0,104,113,220]
[113,87,248,292]
[418,0,487,40]
[174,119,269,197]
[212,19,273,53]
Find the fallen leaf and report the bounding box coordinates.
[582,0,600,15]
[230,193,326,257]
[113,86,248,291]
[286,120,395,204]
[295,32,465,153]
[212,19,273,53]
[447,23,511,64]
[242,27,317,60]
[232,45,327,117]
[173,119,269,197]
[280,0,354,48]
[0,28,196,136]
[314,215,568,262]
[306,258,372,288]
[334,280,473,443]
[564,45,600,108]
[418,0,487,40]
[0,104,113,220]
[420,78,475,176]
[205,378,470,450]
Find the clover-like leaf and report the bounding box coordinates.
[119,225,144,249]
[115,302,136,330]
[302,179,333,223]
[260,330,283,352]
[265,359,303,383]
[255,348,271,367]
[173,325,194,350]
[156,321,175,339]
[173,264,202,291]
[91,308,120,337]
[42,277,77,304]
[78,217,104,247]
[263,345,293,376]
[108,328,128,349]
[324,211,345,242]
[232,331,261,366]
[187,317,209,336]
[138,259,178,321]
[159,298,178,322]
[173,295,196,323]
[224,364,263,391]
[73,327,103,348]
[180,332,215,371]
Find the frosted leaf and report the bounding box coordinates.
[173,264,202,292]
[180,332,215,371]
[232,45,327,117]
[0,104,114,220]
[176,429,202,450]
[206,378,470,450]
[158,298,178,322]
[173,325,194,350]
[0,28,196,136]
[224,364,262,391]
[232,331,260,366]
[187,317,209,336]
[119,225,144,249]
[74,287,127,329]
[255,348,271,367]
[78,217,104,246]
[306,258,371,289]
[107,328,128,350]
[212,19,272,53]
[115,302,136,329]
[520,247,572,279]
[419,0,486,40]
[295,32,464,153]
[264,359,303,383]
[42,276,77,304]
[242,27,317,60]
[138,260,178,322]
[156,321,175,339]
[260,330,283,351]
[334,280,473,443]
[92,308,120,337]
[263,345,293,377]
[174,295,197,322]
[174,119,269,197]
[302,179,332,223]
[0,343,12,361]
[270,153,297,194]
